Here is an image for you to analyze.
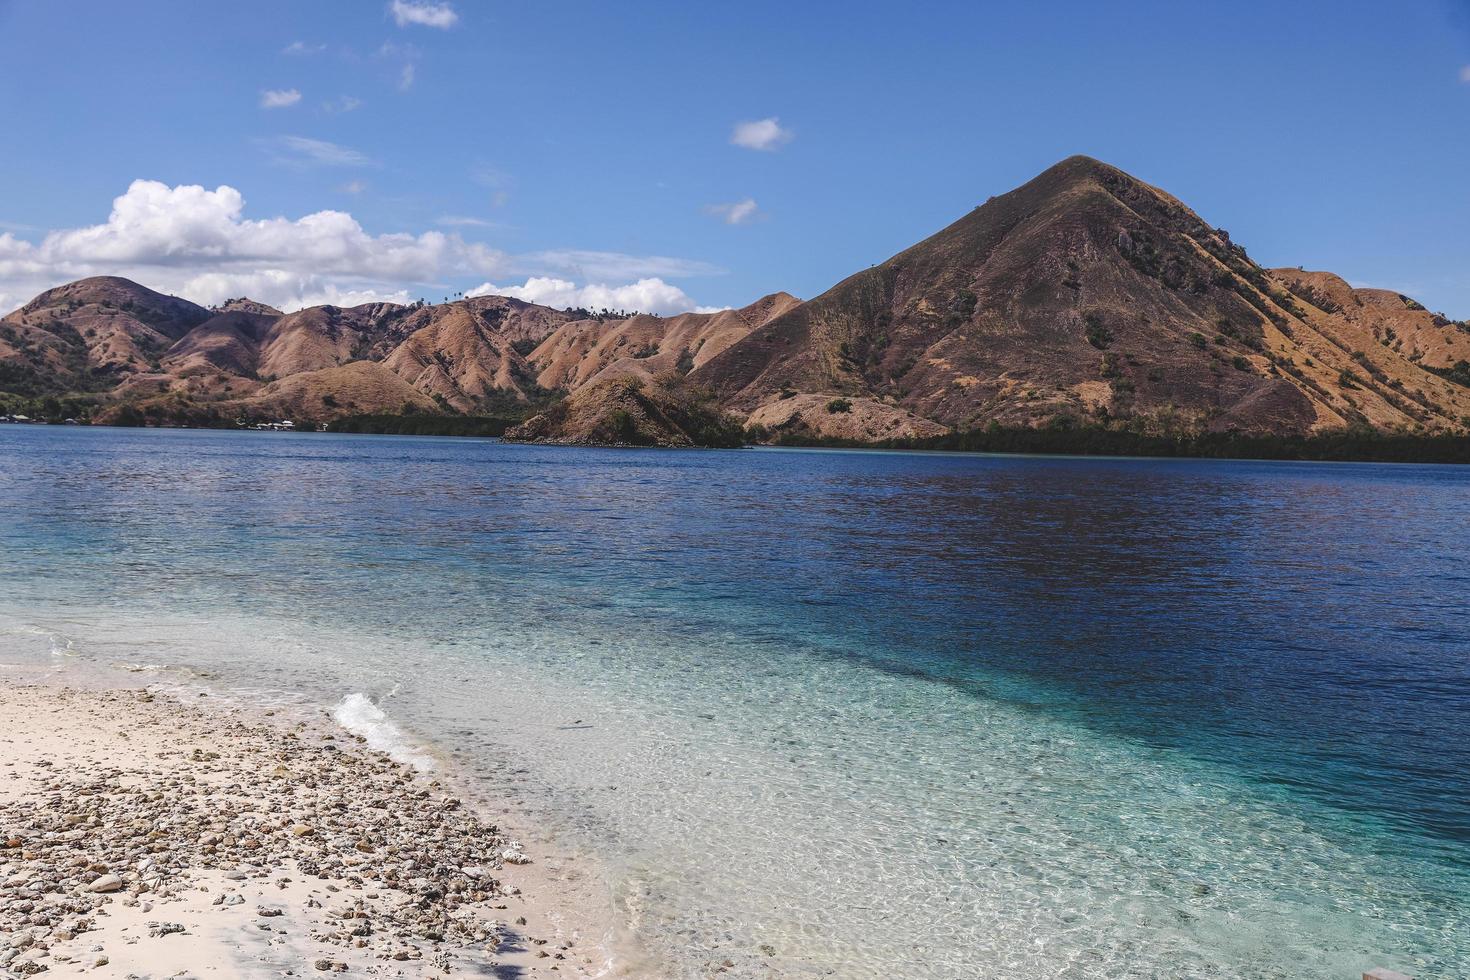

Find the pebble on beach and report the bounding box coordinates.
[0,685,598,978]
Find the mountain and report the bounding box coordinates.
[2,156,1468,443]
[7,292,583,422]
[528,292,800,392]
[238,360,439,420]
[504,376,745,448]
[380,296,576,411]
[214,297,283,316]
[0,277,210,396]
[253,303,401,379]
[163,309,281,379]
[691,155,1470,439]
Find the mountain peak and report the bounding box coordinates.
[1007,155,1175,211]
[1044,153,1112,176]
[215,297,283,317]
[692,157,1470,437]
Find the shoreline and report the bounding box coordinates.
[0,666,639,979]
[7,419,1470,466]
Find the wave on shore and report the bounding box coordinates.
[333,691,438,770]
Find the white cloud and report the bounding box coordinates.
[339,180,369,195]
[303,285,416,307]
[180,271,416,310]
[260,88,303,109]
[267,136,373,168]
[1461,65,1470,83]
[705,198,762,225]
[0,180,720,317]
[730,117,793,152]
[282,41,326,55]
[0,179,505,313]
[399,63,417,90]
[437,215,495,228]
[390,0,458,29]
[324,95,362,113]
[466,277,702,316]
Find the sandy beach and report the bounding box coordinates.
[0,675,627,979]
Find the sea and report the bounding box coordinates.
[1,424,1466,979]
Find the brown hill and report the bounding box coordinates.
[256,303,405,380]
[0,277,209,394]
[529,292,799,392]
[0,285,583,422]
[379,297,575,411]
[215,297,284,316]
[163,310,281,378]
[505,376,744,448]
[745,393,948,441]
[235,361,437,420]
[693,156,1470,437]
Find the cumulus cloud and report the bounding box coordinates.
[0,179,503,312]
[178,271,415,310]
[0,180,719,316]
[465,277,703,316]
[390,0,458,29]
[705,198,762,225]
[266,135,373,168]
[730,117,793,151]
[260,88,302,109]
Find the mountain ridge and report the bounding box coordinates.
[4,156,1468,443]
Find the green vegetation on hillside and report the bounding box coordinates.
[0,391,99,422]
[1426,360,1470,388]
[505,374,747,448]
[760,421,1470,464]
[325,414,517,437]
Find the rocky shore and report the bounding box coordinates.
[0,684,619,978]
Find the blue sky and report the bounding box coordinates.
[1,0,1467,316]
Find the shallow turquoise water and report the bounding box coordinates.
[0,425,1467,977]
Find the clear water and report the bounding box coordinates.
[1,425,1467,978]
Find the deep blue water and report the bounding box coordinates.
[1,424,1467,978]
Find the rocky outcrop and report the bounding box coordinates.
[745,393,948,442]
